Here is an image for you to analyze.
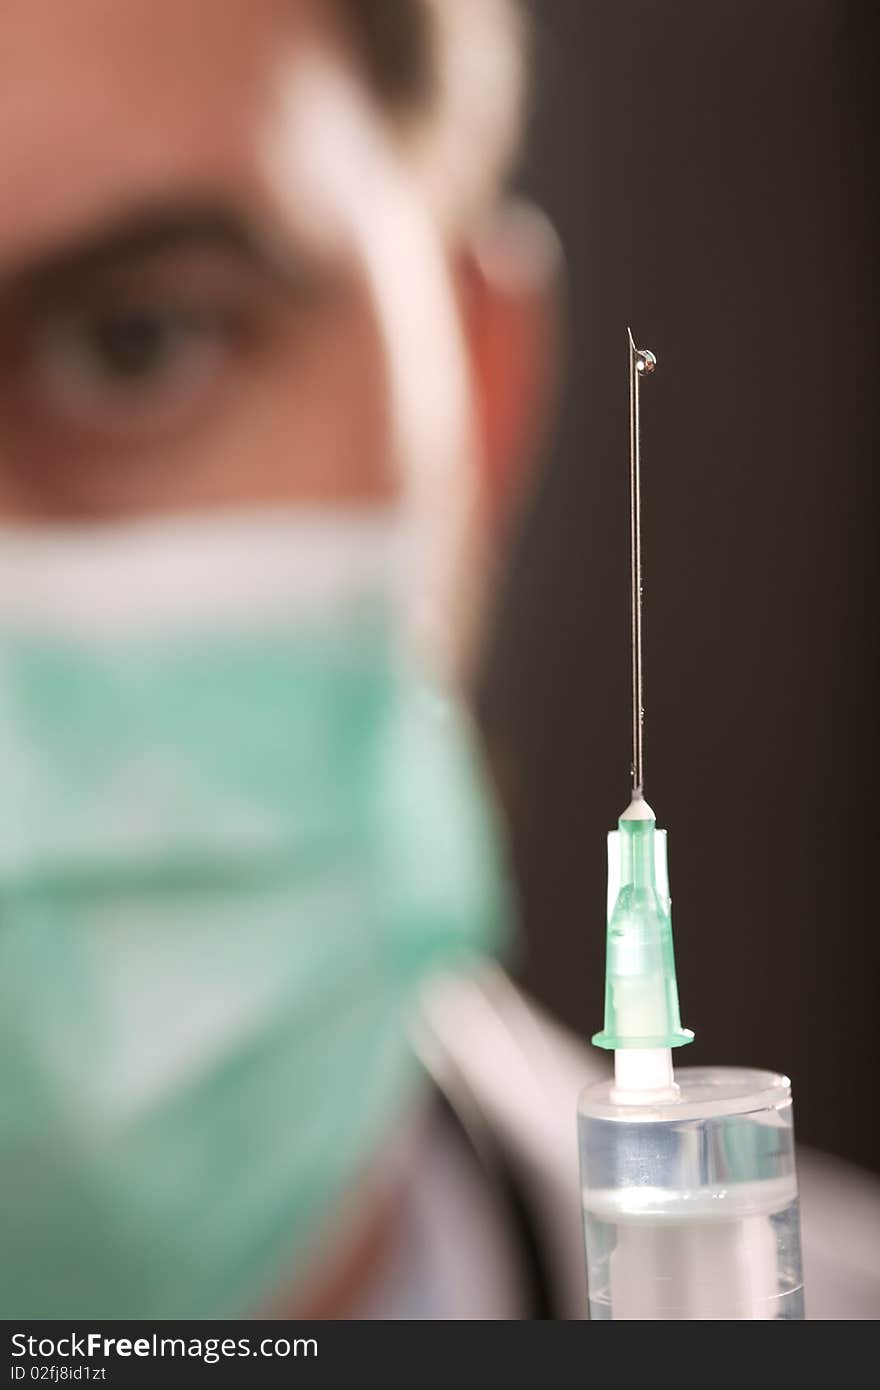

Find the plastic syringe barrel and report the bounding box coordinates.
[578,1067,805,1319]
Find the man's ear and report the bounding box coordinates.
[457,200,565,530]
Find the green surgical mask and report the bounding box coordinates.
[0,510,508,1319]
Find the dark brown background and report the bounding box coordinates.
[483,0,878,1172]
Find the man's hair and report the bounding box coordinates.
[337,0,528,224]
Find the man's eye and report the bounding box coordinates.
[18,302,234,447]
[68,309,206,383]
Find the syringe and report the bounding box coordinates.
[590,330,692,1101]
[577,331,806,1319]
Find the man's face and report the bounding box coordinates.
[0,0,396,522]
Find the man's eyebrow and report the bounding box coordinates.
[0,201,299,305]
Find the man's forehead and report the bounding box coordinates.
[0,0,357,271]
